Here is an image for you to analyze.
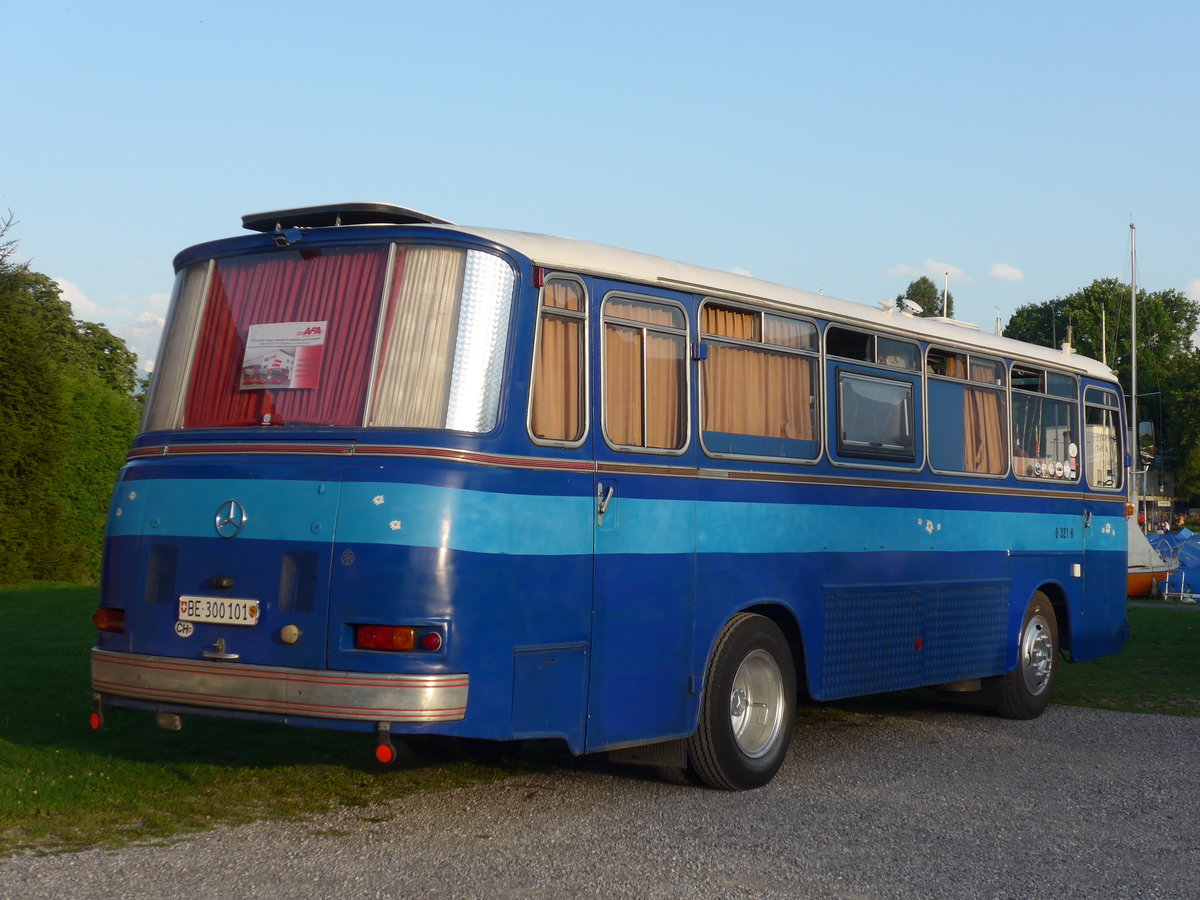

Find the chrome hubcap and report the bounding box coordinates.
[729,649,785,759]
[1020,613,1054,696]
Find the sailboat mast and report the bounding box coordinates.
[1130,222,1139,526]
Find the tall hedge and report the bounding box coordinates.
[0,253,140,584]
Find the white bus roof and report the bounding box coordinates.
[237,204,1117,384]
[439,224,1117,383]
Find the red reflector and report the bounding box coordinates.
[89,711,104,731]
[355,625,415,651]
[375,743,397,764]
[533,266,545,288]
[92,608,125,634]
[421,631,443,652]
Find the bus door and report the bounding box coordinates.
[1079,385,1128,659]
[586,291,697,751]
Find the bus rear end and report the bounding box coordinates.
[91,209,524,761]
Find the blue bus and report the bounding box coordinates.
[90,203,1129,790]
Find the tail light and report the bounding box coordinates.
[420,631,442,651]
[354,624,444,653]
[93,608,126,634]
[356,625,414,651]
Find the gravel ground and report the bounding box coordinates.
[2,704,1198,899]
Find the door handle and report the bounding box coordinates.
[597,483,614,525]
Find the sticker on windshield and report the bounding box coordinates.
[241,321,327,390]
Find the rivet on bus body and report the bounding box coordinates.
[280,624,301,644]
[317,484,326,495]
[150,518,160,528]
[311,522,321,533]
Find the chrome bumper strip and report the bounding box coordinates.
[91,649,468,722]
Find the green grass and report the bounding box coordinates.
[1054,604,1200,716]
[1,587,1196,857]
[0,585,510,857]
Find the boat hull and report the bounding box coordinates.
[1127,569,1169,597]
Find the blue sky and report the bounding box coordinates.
[4,1,1197,372]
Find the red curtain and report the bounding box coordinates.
[185,247,391,428]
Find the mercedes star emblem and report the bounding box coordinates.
[214,499,248,538]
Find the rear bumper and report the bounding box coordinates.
[90,649,468,723]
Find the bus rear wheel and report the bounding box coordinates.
[992,592,1059,719]
[688,613,796,790]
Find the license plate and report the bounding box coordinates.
[178,595,260,626]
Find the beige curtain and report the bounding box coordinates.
[530,281,584,442]
[645,332,685,449]
[604,301,686,449]
[963,359,1005,473]
[701,307,814,444]
[703,345,813,441]
[608,297,681,328]
[703,305,757,341]
[605,324,644,446]
[763,314,812,350]
[369,247,466,427]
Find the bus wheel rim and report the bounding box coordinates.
[729,649,785,759]
[1020,613,1054,696]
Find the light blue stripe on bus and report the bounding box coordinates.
[107,478,1124,557]
[108,478,343,543]
[695,500,1125,555]
[336,482,593,556]
[107,478,594,556]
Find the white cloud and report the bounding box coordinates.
[988,263,1024,283]
[113,300,168,374]
[886,258,968,283]
[1186,279,1200,301]
[52,279,167,374]
[54,277,104,319]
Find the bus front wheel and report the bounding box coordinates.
[688,613,796,790]
[992,592,1059,719]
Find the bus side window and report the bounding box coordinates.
[927,349,1007,476]
[530,278,587,445]
[602,296,688,452]
[1011,366,1079,481]
[1084,387,1123,490]
[836,372,915,461]
[700,304,819,460]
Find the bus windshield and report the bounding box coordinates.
[144,244,516,432]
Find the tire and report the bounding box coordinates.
[654,764,701,786]
[688,613,796,790]
[993,592,1059,719]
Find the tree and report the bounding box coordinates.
[0,273,69,582]
[0,216,141,583]
[896,276,954,318]
[1004,278,1199,397]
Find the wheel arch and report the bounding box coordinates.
[1031,581,1071,658]
[741,601,809,699]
